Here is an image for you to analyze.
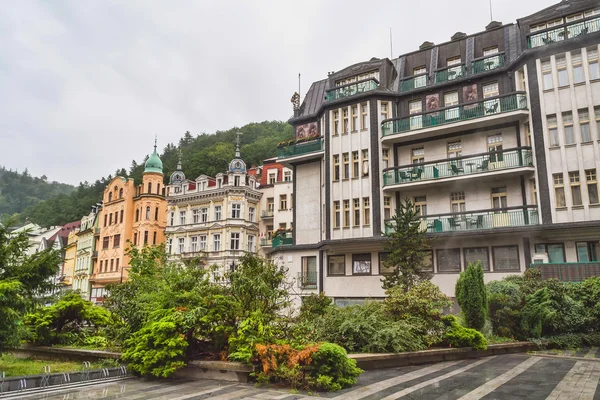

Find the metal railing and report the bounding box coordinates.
[260,238,272,247]
[435,65,465,83]
[531,262,600,282]
[471,53,505,74]
[272,236,293,247]
[261,210,274,218]
[527,16,600,48]
[325,79,379,101]
[382,92,528,137]
[399,74,429,92]
[383,147,534,186]
[297,270,317,289]
[385,206,539,234]
[277,139,323,159]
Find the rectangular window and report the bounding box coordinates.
[102,237,109,250]
[231,203,241,218]
[413,65,427,88]
[491,186,508,210]
[201,208,208,222]
[352,253,371,275]
[230,232,240,250]
[110,259,114,271]
[342,108,349,134]
[363,197,370,226]
[153,231,157,245]
[109,213,113,225]
[353,198,360,227]
[563,111,574,145]
[553,173,566,207]
[361,149,369,176]
[382,148,390,169]
[247,235,255,252]
[450,192,466,213]
[556,56,568,86]
[178,237,185,254]
[199,235,207,251]
[343,199,350,228]
[588,48,599,80]
[579,109,591,142]
[342,152,350,179]
[166,238,172,254]
[411,147,424,164]
[483,82,500,114]
[284,170,291,182]
[572,52,584,84]
[191,236,198,252]
[133,232,138,246]
[213,234,221,251]
[384,196,392,220]
[301,256,317,288]
[547,115,559,146]
[351,105,358,132]
[596,106,600,140]
[414,196,427,216]
[586,169,599,204]
[535,243,565,263]
[493,246,520,271]
[464,248,490,272]
[576,242,600,262]
[361,103,368,130]
[192,209,200,223]
[144,231,148,245]
[328,255,345,276]
[352,151,359,178]
[437,249,461,273]
[248,207,255,222]
[113,234,121,248]
[333,201,340,228]
[333,155,340,181]
[279,195,287,210]
[525,122,532,147]
[447,141,462,161]
[179,211,186,225]
[214,205,222,220]
[409,100,422,130]
[380,102,389,122]
[542,60,553,90]
[268,172,276,185]
[444,91,459,120]
[379,252,394,275]
[569,171,582,206]
[170,211,174,226]
[333,110,340,136]
[531,179,537,205]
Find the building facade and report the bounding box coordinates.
[61,230,78,290]
[165,140,260,270]
[73,206,100,299]
[90,144,167,303]
[273,0,600,303]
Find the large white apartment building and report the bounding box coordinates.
[270,0,600,303]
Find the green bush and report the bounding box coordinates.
[299,293,332,320]
[455,262,487,330]
[520,288,555,339]
[306,343,363,392]
[487,280,523,338]
[122,310,188,378]
[442,315,488,350]
[532,332,600,350]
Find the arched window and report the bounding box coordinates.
[135,209,139,222]
[157,184,161,195]
[108,192,113,202]
[155,207,159,220]
[147,182,152,193]
[146,206,151,220]
[120,210,124,223]
[119,188,123,198]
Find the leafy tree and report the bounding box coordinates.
[381,198,433,290]
[455,262,487,331]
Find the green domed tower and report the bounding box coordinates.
[144,140,163,174]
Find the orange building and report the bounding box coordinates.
[90,143,167,302]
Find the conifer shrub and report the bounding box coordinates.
[442,315,488,350]
[455,262,487,331]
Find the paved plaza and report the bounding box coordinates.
[15,353,600,400]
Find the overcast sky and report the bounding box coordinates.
[1,0,555,185]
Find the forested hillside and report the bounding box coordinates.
[0,168,74,218]
[8,120,292,227]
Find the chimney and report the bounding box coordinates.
[451,32,467,41]
[419,41,434,50]
[486,21,503,31]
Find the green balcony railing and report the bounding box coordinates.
[383,147,533,186]
[400,74,429,92]
[277,139,323,159]
[385,206,539,234]
[382,92,528,137]
[272,236,293,247]
[435,65,465,83]
[298,271,317,289]
[527,16,600,48]
[471,53,505,74]
[325,79,379,101]
[531,262,600,282]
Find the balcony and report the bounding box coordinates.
[381,92,528,143]
[91,250,98,258]
[434,65,465,84]
[383,147,534,189]
[260,238,272,247]
[471,53,505,75]
[277,138,324,164]
[527,16,600,48]
[385,206,539,235]
[399,74,429,92]
[261,210,274,219]
[532,262,600,282]
[324,79,379,101]
[297,271,317,289]
[272,235,293,248]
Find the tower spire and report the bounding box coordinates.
[154,134,157,151]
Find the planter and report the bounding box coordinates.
[173,360,257,383]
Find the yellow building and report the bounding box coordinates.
[90,143,167,303]
[61,230,78,289]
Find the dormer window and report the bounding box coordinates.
[234,176,241,186]
[268,172,276,185]
[217,178,222,188]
